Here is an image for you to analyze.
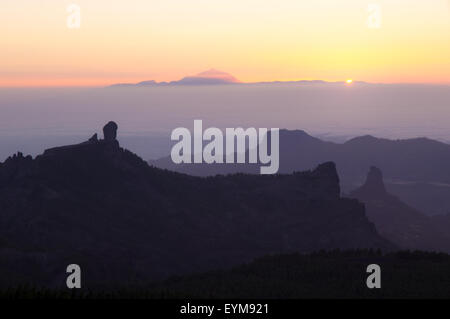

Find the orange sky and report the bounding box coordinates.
[1,0,450,87]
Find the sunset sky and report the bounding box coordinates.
[1,0,450,87]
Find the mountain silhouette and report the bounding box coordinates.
[177,69,240,85]
[151,129,450,215]
[152,130,450,183]
[0,122,392,288]
[108,69,240,87]
[107,70,360,87]
[349,167,450,252]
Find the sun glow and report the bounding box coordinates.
[1,0,450,87]
[346,79,353,84]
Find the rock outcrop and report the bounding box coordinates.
[103,121,118,141]
[349,167,450,252]
[350,166,387,199]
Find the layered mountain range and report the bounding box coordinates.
[151,129,450,215]
[0,122,391,288]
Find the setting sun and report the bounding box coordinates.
[346,79,353,84]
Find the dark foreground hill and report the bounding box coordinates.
[3,250,450,299]
[145,250,450,299]
[0,122,391,289]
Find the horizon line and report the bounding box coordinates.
[2,79,450,89]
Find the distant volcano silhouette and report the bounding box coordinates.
[177,69,240,84]
[107,70,357,87]
[108,69,240,87]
